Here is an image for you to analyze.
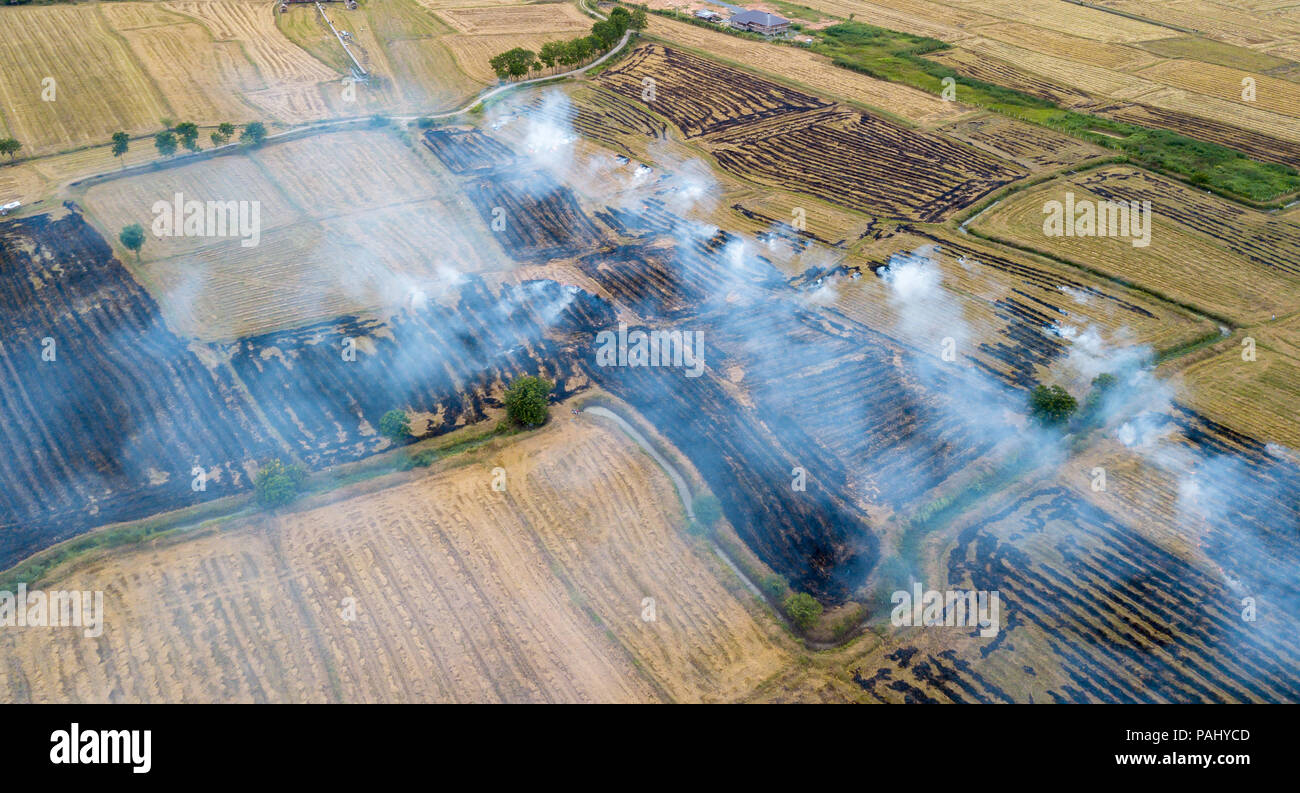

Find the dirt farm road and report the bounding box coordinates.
[63,26,632,193]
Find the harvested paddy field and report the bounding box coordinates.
[644,14,968,126]
[597,45,1024,221]
[434,3,590,33]
[79,129,513,340]
[0,419,796,703]
[0,5,172,154]
[1176,316,1300,449]
[4,4,1300,706]
[969,166,1300,325]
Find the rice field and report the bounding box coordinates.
[78,129,512,340]
[1135,59,1300,118]
[0,5,171,153]
[435,3,591,34]
[645,14,968,126]
[969,166,1300,326]
[0,418,798,703]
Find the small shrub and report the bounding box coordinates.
[783,592,823,632]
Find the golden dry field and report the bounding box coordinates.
[0,5,172,153]
[0,418,801,703]
[78,129,512,340]
[1134,59,1300,118]
[435,3,590,33]
[1097,0,1300,47]
[969,166,1300,326]
[950,0,1173,42]
[2,0,1300,710]
[1175,315,1300,449]
[976,22,1158,70]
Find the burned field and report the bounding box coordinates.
[422,128,518,174]
[466,173,606,262]
[227,278,604,468]
[513,87,669,157]
[6,19,1300,703]
[0,204,612,555]
[857,474,1300,703]
[598,44,834,139]
[0,210,274,569]
[597,45,1025,222]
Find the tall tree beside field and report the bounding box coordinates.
[608,6,630,35]
[211,122,236,147]
[1028,383,1077,426]
[153,130,178,158]
[489,48,538,81]
[572,37,594,64]
[556,40,577,68]
[119,224,145,261]
[110,132,129,165]
[0,138,21,161]
[240,122,268,147]
[591,20,620,50]
[379,409,411,442]
[539,40,563,73]
[173,121,200,152]
[254,458,307,508]
[503,376,552,427]
[784,592,823,632]
[630,6,648,30]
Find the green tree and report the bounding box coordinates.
[240,121,268,147]
[119,223,145,261]
[254,458,307,507]
[503,375,552,427]
[761,574,789,601]
[573,37,594,63]
[379,409,411,442]
[608,6,630,35]
[538,40,563,72]
[110,132,129,163]
[489,47,537,80]
[557,40,578,68]
[1029,383,1078,425]
[153,130,178,158]
[591,20,619,50]
[630,7,648,30]
[210,122,235,147]
[784,592,823,632]
[509,48,537,78]
[0,138,22,161]
[173,121,200,152]
[489,50,512,80]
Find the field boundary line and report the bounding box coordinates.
[581,405,821,645]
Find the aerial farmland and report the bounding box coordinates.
[0,0,1298,718]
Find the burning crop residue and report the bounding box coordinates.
[0,210,275,569]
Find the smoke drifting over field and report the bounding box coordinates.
[5,65,1300,700]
